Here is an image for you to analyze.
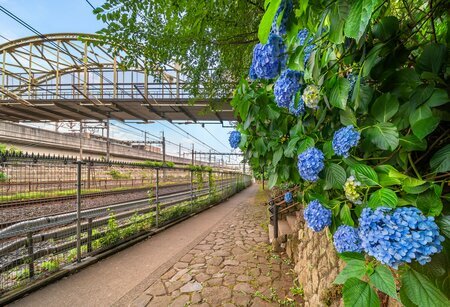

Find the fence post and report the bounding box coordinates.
[87,218,93,253]
[190,170,194,211]
[76,160,82,263]
[271,199,278,239]
[155,168,159,228]
[26,232,34,278]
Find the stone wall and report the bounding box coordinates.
[285,210,344,306]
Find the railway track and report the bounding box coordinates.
[0,180,231,229]
[0,181,194,209]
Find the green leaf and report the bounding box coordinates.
[329,1,349,44]
[370,265,397,298]
[426,89,449,108]
[324,163,346,190]
[400,287,418,307]
[340,108,357,126]
[430,144,450,173]
[416,43,447,75]
[416,190,443,216]
[400,135,427,152]
[284,136,300,158]
[343,278,380,307]
[378,174,402,187]
[371,93,399,122]
[340,204,354,226]
[268,172,278,189]
[344,0,376,41]
[330,77,351,110]
[338,252,365,262]
[334,260,367,284]
[365,123,399,151]
[258,0,282,44]
[323,141,334,159]
[436,215,450,239]
[367,188,398,209]
[372,16,399,41]
[409,106,440,140]
[273,147,283,167]
[353,164,379,186]
[296,137,315,155]
[255,138,267,155]
[355,84,374,112]
[401,268,450,307]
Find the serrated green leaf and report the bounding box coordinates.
[367,188,398,208]
[371,93,399,122]
[329,1,349,44]
[255,138,267,155]
[296,137,315,155]
[436,215,450,239]
[284,136,300,158]
[338,252,365,262]
[430,144,450,173]
[365,123,399,151]
[378,174,402,187]
[258,0,282,44]
[353,164,379,186]
[409,106,440,140]
[340,204,354,226]
[324,163,346,190]
[400,135,427,152]
[344,0,376,41]
[334,260,367,284]
[370,265,397,298]
[416,43,447,75]
[340,108,357,126]
[426,89,449,108]
[323,141,334,159]
[416,190,443,216]
[401,268,450,307]
[330,77,351,110]
[273,147,283,167]
[268,171,278,189]
[343,278,380,307]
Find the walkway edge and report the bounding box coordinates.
[0,188,250,306]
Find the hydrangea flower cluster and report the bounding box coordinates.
[332,125,360,157]
[297,147,324,181]
[228,131,241,149]
[249,33,285,80]
[271,0,293,35]
[333,225,363,253]
[289,91,305,116]
[344,176,362,204]
[284,191,293,203]
[274,69,302,108]
[304,200,332,232]
[359,207,445,269]
[297,28,309,46]
[303,43,315,65]
[302,85,320,109]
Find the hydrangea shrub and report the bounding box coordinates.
[231,0,450,305]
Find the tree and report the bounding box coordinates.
[92,0,265,100]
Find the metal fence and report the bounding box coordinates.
[0,152,251,295]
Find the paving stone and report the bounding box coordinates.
[223,274,236,286]
[194,272,211,283]
[174,262,189,270]
[223,259,239,266]
[145,281,166,296]
[233,283,255,294]
[165,280,184,293]
[180,254,194,263]
[205,277,222,286]
[170,268,189,282]
[169,294,190,307]
[191,292,202,304]
[211,250,230,257]
[179,273,193,283]
[179,281,203,293]
[206,265,221,274]
[236,274,252,282]
[161,269,177,280]
[148,295,171,306]
[232,292,252,306]
[207,257,223,266]
[202,286,232,305]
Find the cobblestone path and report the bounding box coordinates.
[130,188,301,306]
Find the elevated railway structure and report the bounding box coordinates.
[0,33,234,123]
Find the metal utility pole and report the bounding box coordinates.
[106,117,110,162]
[208,149,211,166]
[79,121,83,160]
[161,131,166,164]
[76,160,82,262]
[179,143,181,157]
[191,144,195,165]
[144,131,147,148]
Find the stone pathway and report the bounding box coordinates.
[130,188,302,306]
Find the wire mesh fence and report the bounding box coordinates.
[0,151,251,296]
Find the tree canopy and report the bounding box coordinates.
[92,0,265,99]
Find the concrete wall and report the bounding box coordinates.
[0,121,193,164]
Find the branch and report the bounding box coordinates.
[244,0,265,12]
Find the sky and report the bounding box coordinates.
[0,0,240,163]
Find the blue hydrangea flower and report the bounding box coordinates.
[229,131,241,149]
[284,191,293,203]
[333,225,363,253]
[297,147,324,182]
[304,200,332,232]
[271,0,293,35]
[289,92,305,116]
[274,69,302,108]
[359,207,445,269]
[332,126,360,158]
[303,43,315,66]
[249,33,285,80]
[297,28,309,46]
